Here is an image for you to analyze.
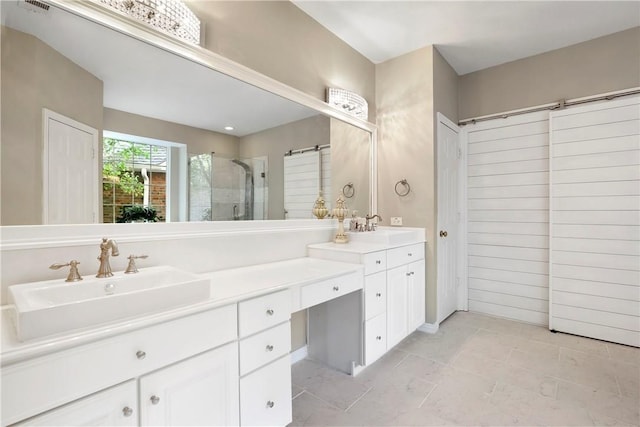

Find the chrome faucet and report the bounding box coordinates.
[97,238,119,278]
[365,214,383,231]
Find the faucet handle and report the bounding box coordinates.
[125,255,148,274]
[50,260,83,282]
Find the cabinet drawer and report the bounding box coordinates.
[239,322,291,376]
[363,251,387,275]
[365,312,387,365]
[240,355,292,427]
[14,380,137,426]
[387,243,424,269]
[364,272,386,320]
[238,290,291,338]
[300,271,363,310]
[2,305,237,426]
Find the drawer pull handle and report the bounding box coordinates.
[123,407,133,417]
[150,395,160,405]
[266,309,274,316]
[408,253,413,256]
[376,336,382,340]
[376,292,382,297]
[136,350,146,360]
[266,400,275,409]
[333,286,340,291]
[266,344,274,352]
[375,260,381,265]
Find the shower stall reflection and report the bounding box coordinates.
[189,153,266,221]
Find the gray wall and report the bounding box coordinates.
[1,26,104,226]
[459,27,640,119]
[186,1,376,122]
[238,115,330,220]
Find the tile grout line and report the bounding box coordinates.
[417,383,438,409]
[301,389,348,412]
[344,386,373,413]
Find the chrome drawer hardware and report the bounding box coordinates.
[122,407,133,417]
[266,345,274,352]
[333,286,340,291]
[266,401,275,408]
[136,350,146,360]
[376,336,382,340]
[376,292,382,297]
[375,260,381,264]
[266,309,274,316]
[150,395,160,405]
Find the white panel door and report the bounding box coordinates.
[139,343,240,426]
[550,95,640,347]
[437,114,461,322]
[44,110,98,224]
[465,110,550,325]
[283,151,320,219]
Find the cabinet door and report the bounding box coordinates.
[386,265,408,349]
[240,355,292,427]
[407,260,426,331]
[140,342,239,426]
[16,381,137,426]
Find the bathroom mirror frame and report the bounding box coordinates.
[45,0,378,220]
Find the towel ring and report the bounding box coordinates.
[394,179,411,197]
[342,182,355,198]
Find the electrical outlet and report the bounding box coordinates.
[390,217,403,226]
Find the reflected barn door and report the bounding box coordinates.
[43,109,98,224]
[283,151,320,219]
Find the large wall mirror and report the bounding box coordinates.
[0,0,374,225]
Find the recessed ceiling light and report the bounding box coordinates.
[224,126,234,131]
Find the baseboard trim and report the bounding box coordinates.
[290,345,308,364]
[418,322,439,334]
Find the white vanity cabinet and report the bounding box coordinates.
[237,290,292,427]
[308,240,426,366]
[2,304,239,426]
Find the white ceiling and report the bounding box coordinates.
[292,1,640,75]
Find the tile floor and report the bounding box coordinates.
[290,311,640,426]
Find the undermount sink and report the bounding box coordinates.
[8,266,210,341]
[346,227,424,245]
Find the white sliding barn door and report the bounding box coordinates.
[284,151,320,219]
[550,96,640,347]
[465,111,550,325]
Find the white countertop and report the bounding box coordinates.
[1,257,362,365]
[308,239,425,254]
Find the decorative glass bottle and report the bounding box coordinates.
[312,193,329,219]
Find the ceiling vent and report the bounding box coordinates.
[17,0,51,14]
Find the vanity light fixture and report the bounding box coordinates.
[326,87,368,120]
[97,0,201,45]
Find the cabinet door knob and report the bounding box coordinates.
[376,336,382,340]
[376,292,382,297]
[136,350,146,360]
[266,400,275,409]
[333,286,340,291]
[375,260,381,264]
[266,309,274,316]
[150,395,160,405]
[439,230,448,237]
[406,272,411,277]
[266,344,274,352]
[408,253,413,256]
[122,407,133,417]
